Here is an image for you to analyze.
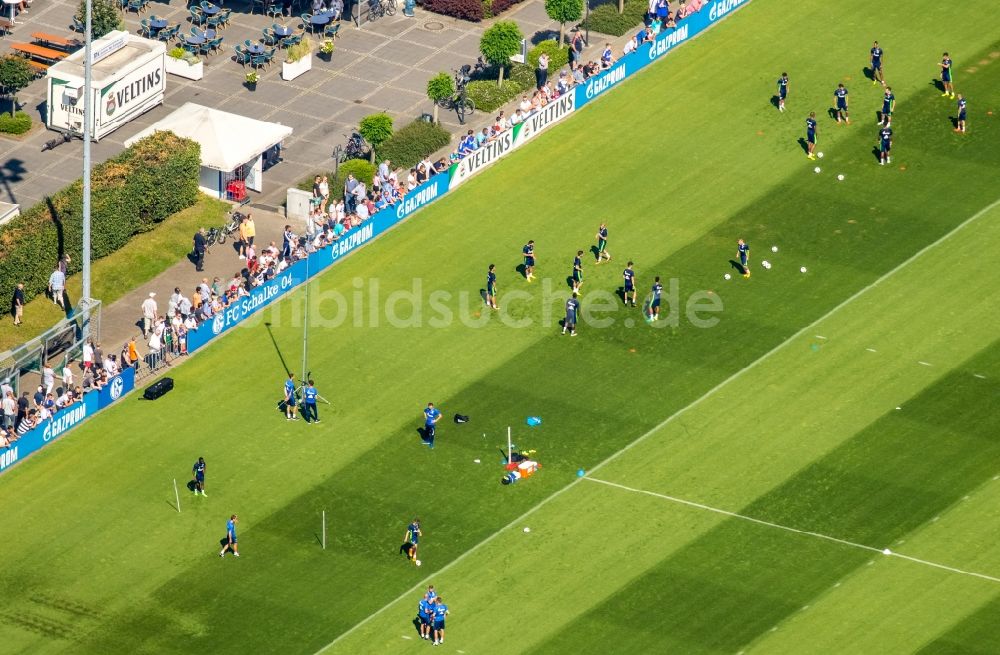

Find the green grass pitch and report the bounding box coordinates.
[3,0,999,652]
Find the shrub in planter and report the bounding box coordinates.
[466,79,521,112]
[286,37,313,63]
[581,0,647,36]
[0,131,200,303]
[378,120,451,171]
[527,39,569,71]
[422,0,484,21]
[0,111,32,135]
[508,62,536,91]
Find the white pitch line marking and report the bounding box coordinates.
[815,335,828,340]
[312,197,1000,655]
[584,477,1000,585]
[865,348,878,353]
[918,361,933,367]
[401,636,412,640]
[974,374,986,379]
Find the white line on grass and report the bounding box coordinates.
[584,477,1000,585]
[312,197,1000,654]
[918,361,933,367]
[866,348,878,353]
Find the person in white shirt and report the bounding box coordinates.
[62,362,74,388]
[83,342,94,371]
[148,331,162,366]
[511,109,526,125]
[42,365,55,394]
[141,292,158,337]
[518,95,531,113]
[623,36,638,55]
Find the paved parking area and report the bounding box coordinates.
[0,0,575,209]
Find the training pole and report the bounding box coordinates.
[322,510,327,550]
[507,426,512,463]
[173,479,181,513]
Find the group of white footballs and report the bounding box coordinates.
[813,153,846,181]
[724,244,807,280]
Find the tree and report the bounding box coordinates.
[480,21,523,86]
[78,0,123,40]
[0,55,33,115]
[544,0,583,47]
[426,73,455,124]
[358,113,394,162]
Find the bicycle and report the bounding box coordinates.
[367,0,395,21]
[437,69,476,123]
[333,132,370,163]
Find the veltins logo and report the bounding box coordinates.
[106,94,117,117]
[110,376,125,400]
[212,313,226,335]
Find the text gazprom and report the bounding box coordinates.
[649,24,689,60]
[709,0,748,21]
[44,405,88,442]
[585,65,626,100]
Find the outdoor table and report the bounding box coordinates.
[247,43,264,54]
[273,24,292,36]
[3,0,20,25]
[150,17,168,29]
[201,3,220,15]
[185,34,206,45]
[203,28,217,38]
[309,13,332,27]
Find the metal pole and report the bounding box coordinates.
[585,2,590,48]
[173,478,181,513]
[301,255,309,383]
[507,426,512,463]
[322,510,326,550]
[81,0,94,325]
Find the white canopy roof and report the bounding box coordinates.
[126,103,293,172]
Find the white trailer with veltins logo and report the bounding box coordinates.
[45,31,166,142]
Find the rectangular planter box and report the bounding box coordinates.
[165,56,204,80]
[281,53,312,81]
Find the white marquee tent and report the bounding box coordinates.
[125,102,292,199]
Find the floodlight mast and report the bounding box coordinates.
[81,0,94,332]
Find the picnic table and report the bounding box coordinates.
[31,32,82,50]
[10,42,68,62]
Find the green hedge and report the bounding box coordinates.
[466,79,524,112]
[0,131,200,303]
[298,159,377,202]
[528,40,569,71]
[508,62,536,91]
[378,120,451,171]
[0,111,32,135]
[581,0,647,36]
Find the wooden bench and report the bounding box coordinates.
[26,59,50,74]
[10,42,68,62]
[31,32,82,50]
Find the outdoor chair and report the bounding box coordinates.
[251,0,266,13]
[262,47,276,68]
[162,25,180,41]
[283,32,302,47]
[208,36,224,54]
[206,13,224,28]
[234,44,249,66]
[262,27,278,45]
[127,0,145,13]
[72,16,86,32]
[199,1,215,13]
[266,2,283,19]
[217,7,231,26]
[324,21,339,39]
[300,12,314,32]
[250,52,267,68]
[139,18,153,37]
[188,7,204,24]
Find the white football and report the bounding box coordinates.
[814,167,821,173]
[762,260,771,269]
[817,152,824,158]
[837,174,845,181]
[415,559,422,567]
[800,266,808,273]
[771,246,778,253]
[724,273,731,280]
[523,527,531,533]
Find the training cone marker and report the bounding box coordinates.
[577,469,586,477]
[473,458,481,464]
[882,548,892,555]
[526,416,542,426]
[523,527,531,533]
